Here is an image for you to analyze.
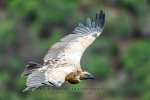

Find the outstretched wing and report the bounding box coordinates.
[23,66,76,92]
[44,10,105,66]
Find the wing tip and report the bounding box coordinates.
[95,10,105,29]
[86,18,92,29]
[73,10,105,35]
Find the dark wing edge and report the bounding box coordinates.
[95,10,105,31]
[73,10,105,37]
[22,70,55,92]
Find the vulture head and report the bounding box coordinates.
[80,71,94,80]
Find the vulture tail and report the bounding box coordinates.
[21,62,43,77]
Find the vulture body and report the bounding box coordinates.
[21,10,105,92]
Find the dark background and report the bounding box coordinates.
[0,0,150,100]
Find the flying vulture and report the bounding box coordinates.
[21,10,105,92]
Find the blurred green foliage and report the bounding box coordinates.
[0,0,150,100]
[123,41,150,99]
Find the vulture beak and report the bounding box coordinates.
[90,75,94,80]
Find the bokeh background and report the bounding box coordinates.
[0,0,150,100]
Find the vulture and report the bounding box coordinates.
[21,10,105,92]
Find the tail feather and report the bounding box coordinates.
[21,62,43,77]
